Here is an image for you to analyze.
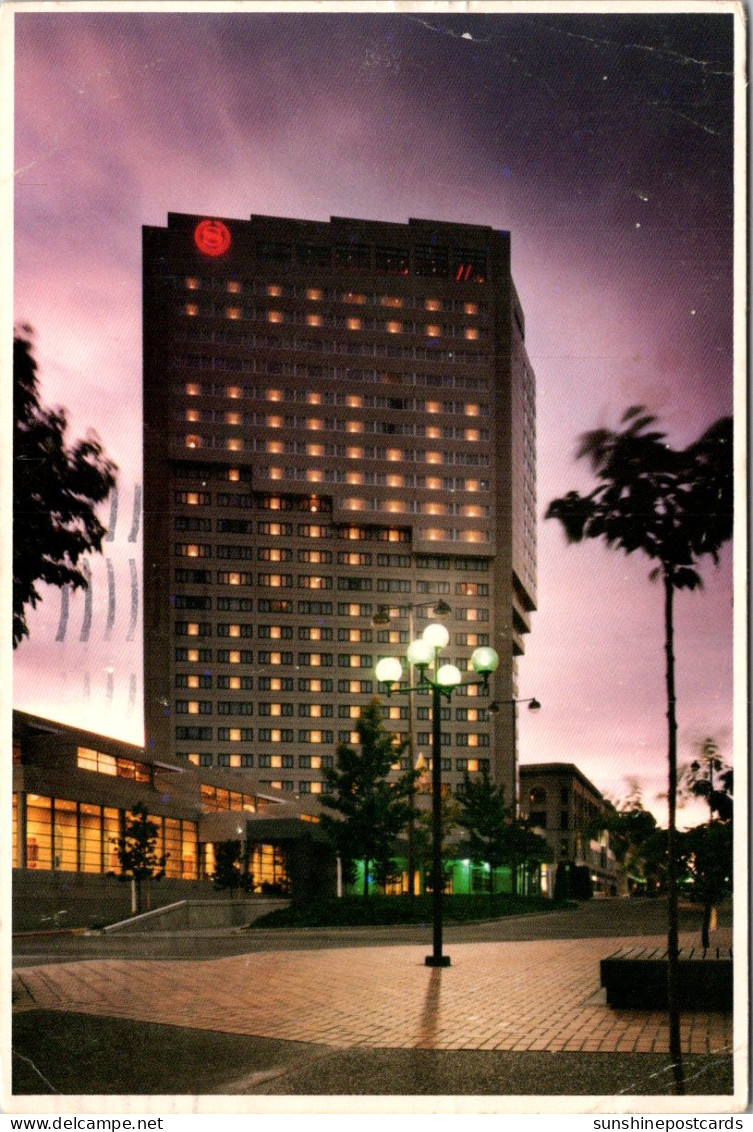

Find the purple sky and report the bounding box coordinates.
[12,9,738,827]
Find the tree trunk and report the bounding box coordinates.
[664,572,684,1095]
[701,901,714,950]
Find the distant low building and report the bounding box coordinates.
[519,762,618,898]
[12,710,333,929]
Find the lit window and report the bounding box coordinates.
[345,498,366,511]
[387,474,403,488]
[229,729,241,742]
[380,296,403,308]
[185,435,201,449]
[425,298,441,311]
[226,308,242,320]
[227,280,242,294]
[187,624,200,637]
[267,284,282,297]
[425,426,441,439]
[185,304,199,317]
[184,492,202,505]
[465,429,480,441]
[186,675,200,689]
[186,383,201,396]
[227,438,243,451]
[386,449,402,462]
[426,477,441,490]
[426,325,441,337]
[266,441,283,454]
[464,327,479,340]
[227,386,242,399]
[228,625,241,637]
[460,530,485,543]
[228,651,241,664]
[227,573,242,586]
[343,292,366,304]
[306,287,323,301]
[306,314,323,327]
[346,395,363,408]
[307,392,322,405]
[465,404,480,417]
[311,781,323,794]
[225,412,241,425]
[268,311,283,323]
[307,444,324,457]
[346,447,363,459]
[228,469,240,482]
[267,389,282,402]
[347,318,362,331]
[461,505,483,518]
[425,401,441,414]
[426,451,442,464]
[306,469,323,483]
[186,277,200,290]
[386,321,402,334]
[426,529,446,541]
[267,416,283,428]
[464,302,478,315]
[185,410,201,423]
[346,421,364,433]
[307,419,323,431]
[384,500,406,513]
[346,472,364,485]
[184,545,201,558]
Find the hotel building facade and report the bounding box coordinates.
[143,212,537,806]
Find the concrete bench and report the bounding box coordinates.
[600,945,732,1010]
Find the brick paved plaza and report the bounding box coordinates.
[13,931,733,1056]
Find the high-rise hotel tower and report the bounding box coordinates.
[143,212,536,805]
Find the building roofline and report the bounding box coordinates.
[519,761,606,802]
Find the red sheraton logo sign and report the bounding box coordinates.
[194,219,231,257]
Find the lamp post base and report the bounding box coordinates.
[425,955,451,967]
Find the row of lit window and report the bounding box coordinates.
[175,725,489,747]
[186,278,485,315]
[169,353,489,392]
[16,795,197,879]
[183,418,489,448]
[77,747,151,783]
[171,579,489,597]
[171,645,487,664]
[172,338,487,366]
[196,309,484,342]
[185,385,484,417]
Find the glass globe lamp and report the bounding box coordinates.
[375,656,403,685]
[422,622,450,650]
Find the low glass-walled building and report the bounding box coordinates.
[12,711,332,929]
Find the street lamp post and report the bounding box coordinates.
[376,624,499,968]
[373,601,451,901]
[489,696,542,819]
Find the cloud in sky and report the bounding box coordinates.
[12,8,737,826]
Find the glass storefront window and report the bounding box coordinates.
[52,798,77,871]
[26,795,52,870]
[79,803,102,873]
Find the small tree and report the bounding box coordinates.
[113,804,167,914]
[320,700,417,899]
[13,327,117,646]
[456,771,550,899]
[456,770,510,902]
[546,407,732,1095]
[211,840,253,898]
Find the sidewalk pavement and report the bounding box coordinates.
[13,931,734,1058]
